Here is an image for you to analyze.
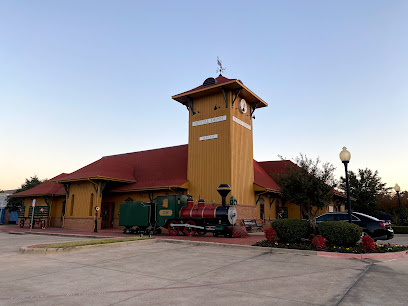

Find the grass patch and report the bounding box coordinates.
[33,237,150,248]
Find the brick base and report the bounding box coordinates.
[50,217,63,228]
[113,218,120,229]
[63,217,101,230]
[236,205,256,223]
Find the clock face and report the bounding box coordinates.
[239,99,247,114]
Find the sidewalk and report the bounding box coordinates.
[0,224,264,246]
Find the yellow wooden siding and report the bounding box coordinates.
[256,196,273,222]
[286,202,301,219]
[230,94,255,206]
[50,197,65,218]
[187,91,256,208]
[261,196,278,221]
[187,92,232,204]
[66,182,101,218]
[89,193,94,216]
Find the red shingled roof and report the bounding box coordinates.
[11,173,67,197]
[57,145,189,190]
[257,160,298,177]
[253,160,281,192]
[173,75,235,97]
[14,145,286,196]
[108,145,189,192]
[57,156,138,183]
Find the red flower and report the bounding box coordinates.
[361,235,375,251]
[264,227,278,243]
[312,235,326,249]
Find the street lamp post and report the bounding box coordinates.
[394,184,402,225]
[340,147,352,223]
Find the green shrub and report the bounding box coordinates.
[318,221,362,246]
[392,225,408,234]
[270,219,311,243]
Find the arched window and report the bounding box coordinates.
[259,197,265,221]
[70,195,75,216]
[89,193,94,216]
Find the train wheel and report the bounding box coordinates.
[183,220,196,236]
[168,220,180,236]
[197,227,206,236]
[19,219,25,228]
[224,229,233,238]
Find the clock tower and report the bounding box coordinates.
[172,75,268,212]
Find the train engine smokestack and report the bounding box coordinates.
[217,184,231,207]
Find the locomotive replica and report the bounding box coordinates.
[119,184,242,237]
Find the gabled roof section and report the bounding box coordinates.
[257,160,298,177]
[108,145,188,192]
[57,145,189,187]
[56,157,137,183]
[253,160,281,192]
[172,75,268,108]
[11,173,67,197]
[331,189,356,201]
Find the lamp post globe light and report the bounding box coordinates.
[394,184,402,225]
[340,147,352,223]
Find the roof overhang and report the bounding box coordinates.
[172,80,268,108]
[54,176,137,184]
[110,183,189,193]
[10,193,66,198]
[253,183,280,194]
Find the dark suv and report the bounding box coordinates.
[315,212,394,241]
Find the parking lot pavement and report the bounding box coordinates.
[1,232,408,305]
[380,234,408,245]
[0,232,93,255]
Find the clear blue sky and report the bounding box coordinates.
[1,0,407,191]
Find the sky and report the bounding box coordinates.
[1,0,407,192]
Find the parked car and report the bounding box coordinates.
[315,212,394,241]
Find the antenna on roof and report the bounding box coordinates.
[216,56,226,76]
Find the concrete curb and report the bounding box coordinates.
[317,250,408,259]
[20,238,155,255]
[156,239,319,256]
[10,231,115,239]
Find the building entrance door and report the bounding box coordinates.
[101,202,114,229]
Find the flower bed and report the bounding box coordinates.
[259,220,408,254]
[254,239,408,254]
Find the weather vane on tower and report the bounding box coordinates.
[216,56,226,76]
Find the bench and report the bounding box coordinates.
[18,206,49,229]
[242,219,263,232]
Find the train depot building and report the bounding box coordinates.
[12,75,347,231]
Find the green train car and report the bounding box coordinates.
[119,191,238,237]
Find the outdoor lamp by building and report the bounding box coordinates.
[339,147,352,223]
[394,184,402,225]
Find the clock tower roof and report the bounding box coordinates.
[172,75,268,109]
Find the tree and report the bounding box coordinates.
[378,191,407,224]
[340,168,389,217]
[277,154,336,232]
[6,175,45,211]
